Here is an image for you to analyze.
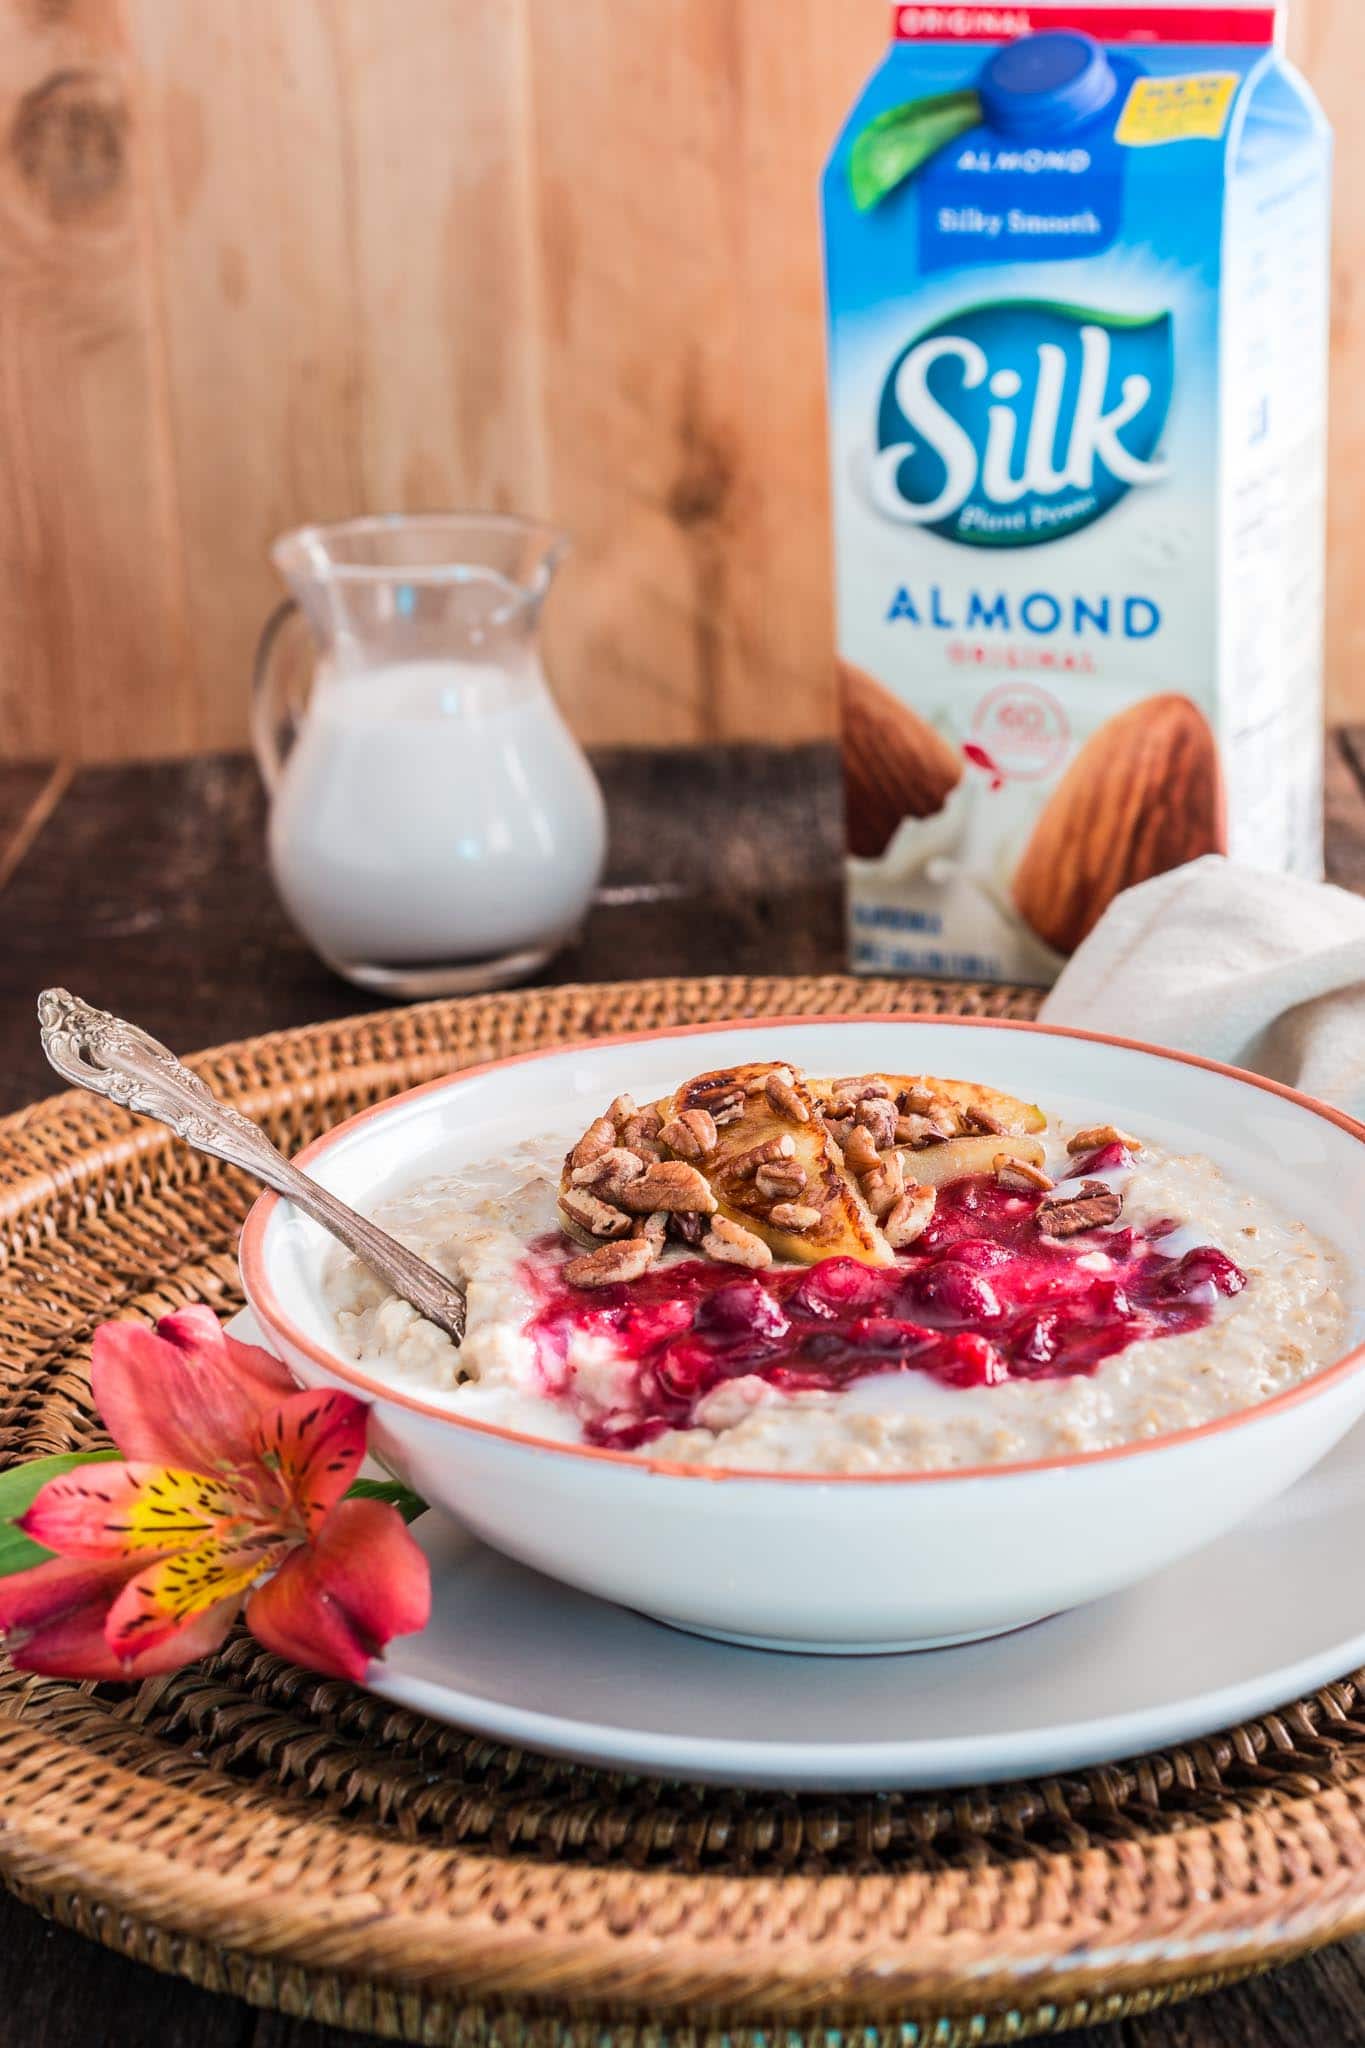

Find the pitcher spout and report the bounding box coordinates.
[269,511,568,664]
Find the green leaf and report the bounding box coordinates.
[0,1450,121,1578]
[345,1476,428,1525]
[849,90,983,211]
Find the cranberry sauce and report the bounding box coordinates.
[527,1160,1246,1450]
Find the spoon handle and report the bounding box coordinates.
[37,989,466,1344]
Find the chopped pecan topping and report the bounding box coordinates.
[962,1106,1005,1135]
[559,1186,634,1240]
[660,1107,718,1160]
[860,1152,905,1221]
[841,1124,881,1176]
[832,1074,893,1102]
[1067,1124,1142,1155]
[884,1184,936,1249]
[763,1067,810,1122]
[1037,1179,1122,1237]
[617,1159,718,1215]
[769,1200,823,1233]
[687,1079,746,1125]
[595,1155,656,1207]
[606,1093,637,1128]
[826,1116,854,1150]
[569,1145,645,1189]
[670,1209,706,1245]
[564,1236,659,1287]
[993,1154,1054,1193]
[755,1159,807,1200]
[895,1112,949,1148]
[720,1133,798,1180]
[638,1209,669,1252]
[854,1096,898,1150]
[620,1107,663,1157]
[898,1084,936,1115]
[569,1116,618,1171]
[702,1216,773,1269]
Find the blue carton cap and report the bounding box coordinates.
[979,30,1118,140]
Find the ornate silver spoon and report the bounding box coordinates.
[37,989,467,1344]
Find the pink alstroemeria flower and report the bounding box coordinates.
[0,1305,429,1682]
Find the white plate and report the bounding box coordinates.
[366,1425,1365,1792]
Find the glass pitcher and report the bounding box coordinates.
[252,513,606,996]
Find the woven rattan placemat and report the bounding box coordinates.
[3,972,1365,2045]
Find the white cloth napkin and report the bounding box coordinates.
[1038,855,1365,1121]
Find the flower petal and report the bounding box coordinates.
[21,1462,262,1562]
[253,1387,370,1534]
[245,1499,431,1682]
[103,1531,284,1661]
[0,1554,137,1675]
[92,1317,287,1473]
[159,1305,297,1405]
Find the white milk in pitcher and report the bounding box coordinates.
[823,2,1330,983]
[268,662,607,970]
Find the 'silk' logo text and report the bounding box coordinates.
[872,299,1172,547]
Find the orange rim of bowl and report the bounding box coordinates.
[239,1013,1365,1486]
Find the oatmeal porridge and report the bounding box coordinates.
[323,1062,1349,1474]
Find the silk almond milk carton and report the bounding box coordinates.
[823,2,1330,982]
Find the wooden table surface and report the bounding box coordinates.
[3,738,1365,2048]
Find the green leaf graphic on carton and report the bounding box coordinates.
[849,91,983,211]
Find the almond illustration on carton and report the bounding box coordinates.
[839,659,963,859]
[1011,693,1226,956]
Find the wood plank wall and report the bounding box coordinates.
[0,0,1358,762]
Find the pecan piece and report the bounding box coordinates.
[606,1093,637,1128]
[841,1124,881,1176]
[559,1186,634,1240]
[1037,1179,1122,1237]
[660,1107,718,1160]
[702,1216,773,1269]
[1067,1124,1142,1155]
[962,1106,1005,1136]
[568,1116,618,1171]
[670,1209,706,1245]
[832,1074,893,1101]
[597,1156,657,1208]
[617,1159,718,1215]
[688,1080,746,1125]
[885,1184,936,1249]
[860,1152,905,1221]
[769,1201,823,1233]
[763,1067,811,1122]
[994,1154,1054,1193]
[898,1084,936,1115]
[638,1209,669,1252]
[569,1144,646,1189]
[719,1133,797,1180]
[620,1107,663,1156]
[755,1159,807,1200]
[855,1096,898,1150]
[895,1112,949,1148]
[564,1236,659,1287]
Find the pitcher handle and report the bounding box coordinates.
[251,595,302,794]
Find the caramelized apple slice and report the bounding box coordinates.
[909,1133,1048,1189]
[659,1062,896,1267]
[811,1072,1045,1138]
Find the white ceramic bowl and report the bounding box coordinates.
[241,1017,1365,1652]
